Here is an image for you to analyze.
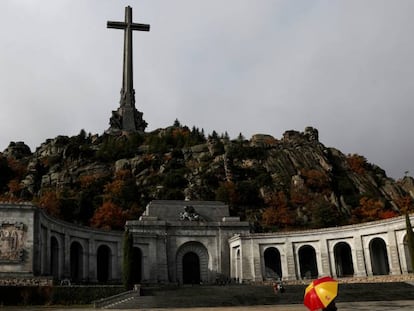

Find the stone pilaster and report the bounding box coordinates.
[88,240,96,282]
[319,238,331,276]
[353,235,367,277]
[285,242,297,280]
[387,231,402,275]
[63,233,70,278]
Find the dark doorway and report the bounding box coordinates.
[97,245,111,283]
[70,242,83,283]
[334,242,354,277]
[299,245,318,279]
[264,247,282,279]
[370,238,389,275]
[50,237,59,280]
[183,251,200,284]
[131,247,142,283]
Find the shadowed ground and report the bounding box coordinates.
[1,282,413,310]
[112,282,414,308]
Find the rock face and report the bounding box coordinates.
[0,126,412,230]
[3,142,31,159]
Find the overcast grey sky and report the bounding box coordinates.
[1,0,413,179]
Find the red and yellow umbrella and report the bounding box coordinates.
[304,276,338,311]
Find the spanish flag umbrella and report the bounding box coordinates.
[304,276,338,311]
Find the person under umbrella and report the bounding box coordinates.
[323,300,337,311]
[304,276,338,311]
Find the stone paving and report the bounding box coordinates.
[2,301,414,311]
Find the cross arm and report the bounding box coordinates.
[131,23,150,32]
[107,21,150,32]
[107,21,126,29]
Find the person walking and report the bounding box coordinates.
[322,300,337,311]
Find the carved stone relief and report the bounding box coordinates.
[179,205,202,221]
[0,222,26,262]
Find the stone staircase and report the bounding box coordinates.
[93,290,140,309]
[95,281,414,309]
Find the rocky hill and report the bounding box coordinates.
[1,124,413,232]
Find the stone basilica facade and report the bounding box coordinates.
[0,200,413,285]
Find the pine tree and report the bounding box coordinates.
[122,228,134,289]
[405,213,414,273]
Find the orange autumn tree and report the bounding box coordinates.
[102,169,140,209]
[90,201,125,230]
[0,157,27,201]
[262,191,295,230]
[7,157,27,179]
[301,169,330,193]
[6,179,23,201]
[346,154,367,175]
[90,169,136,230]
[351,196,397,223]
[395,195,414,214]
[37,190,61,218]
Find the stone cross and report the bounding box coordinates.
[107,6,149,132]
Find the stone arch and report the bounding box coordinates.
[263,247,282,279]
[176,241,209,284]
[131,247,143,283]
[70,241,84,283]
[299,245,318,279]
[97,244,111,283]
[334,242,354,277]
[50,236,60,280]
[403,234,413,273]
[369,237,389,275]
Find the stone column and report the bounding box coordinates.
[284,241,297,281]
[64,233,70,278]
[58,235,64,279]
[42,227,51,275]
[387,231,402,275]
[251,240,262,282]
[145,236,159,283]
[240,239,253,282]
[114,240,122,281]
[88,239,96,282]
[156,234,169,283]
[353,235,368,277]
[318,238,331,276]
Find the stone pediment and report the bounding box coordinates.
[140,200,230,222]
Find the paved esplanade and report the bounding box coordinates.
[4,301,414,311]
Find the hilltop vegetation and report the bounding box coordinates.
[1,122,413,232]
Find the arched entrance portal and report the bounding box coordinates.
[70,241,83,283]
[97,245,111,283]
[183,252,200,284]
[176,242,209,284]
[50,236,59,280]
[334,242,354,277]
[299,245,318,279]
[264,247,282,279]
[131,247,142,283]
[370,238,389,275]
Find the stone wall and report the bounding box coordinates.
[0,277,52,286]
[0,202,123,283]
[230,214,414,283]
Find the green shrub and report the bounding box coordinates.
[0,286,52,305]
[51,285,124,305]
